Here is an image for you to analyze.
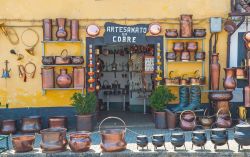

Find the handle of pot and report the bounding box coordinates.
[181,74,188,80]
[194,70,200,78]
[99,116,126,132]
[60,49,68,59]
[170,127,182,137]
[217,108,231,118]
[114,80,119,85]
[204,108,208,116]
[103,80,109,86]
[180,110,196,122]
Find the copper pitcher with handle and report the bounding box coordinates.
[180,110,197,131]
[216,109,232,128]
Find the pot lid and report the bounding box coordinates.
[236,123,250,128]
[172,132,184,136]
[153,134,164,137]
[193,130,205,134]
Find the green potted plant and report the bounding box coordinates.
[149,85,176,129]
[71,92,97,131]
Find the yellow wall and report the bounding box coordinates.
[0,0,230,108]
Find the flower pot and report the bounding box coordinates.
[1,119,16,135]
[223,68,236,91]
[210,53,220,90]
[76,114,96,131]
[154,112,167,129]
[69,131,92,152]
[56,18,67,41]
[12,135,35,153]
[21,116,42,133]
[48,116,67,129]
[56,69,72,88]
[40,128,67,153]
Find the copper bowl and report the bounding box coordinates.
[193,29,206,37]
[199,116,214,129]
[173,42,184,52]
[165,29,178,38]
[69,131,92,152]
[12,135,35,152]
[195,52,205,61]
[166,52,176,61]
[187,42,198,52]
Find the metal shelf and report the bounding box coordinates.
[166,85,206,87]
[43,88,84,90]
[166,60,204,63]
[42,41,82,43]
[42,65,84,67]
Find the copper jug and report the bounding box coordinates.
[223,68,236,91]
[56,69,72,88]
[70,19,79,41]
[180,110,196,131]
[210,53,220,90]
[99,117,127,152]
[56,18,67,41]
[42,67,55,88]
[43,19,52,41]
[73,67,85,88]
[180,15,193,38]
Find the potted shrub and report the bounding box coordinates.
[149,85,176,129]
[71,92,97,131]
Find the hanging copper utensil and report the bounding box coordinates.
[224,19,237,34]
[2,60,11,79]
[21,28,39,56]
[0,23,19,45]
[112,51,117,78]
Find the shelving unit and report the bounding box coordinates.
[41,41,85,95]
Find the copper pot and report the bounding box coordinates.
[1,119,16,135]
[224,20,237,34]
[235,67,247,79]
[71,56,84,65]
[48,116,68,129]
[180,110,196,131]
[40,128,68,153]
[12,135,35,152]
[180,74,189,85]
[42,67,55,88]
[195,52,205,61]
[180,14,193,38]
[70,19,79,41]
[73,67,85,88]
[56,18,67,41]
[165,29,178,38]
[193,29,206,37]
[210,53,220,90]
[166,52,176,62]
[181,51,190,61]
[216,109,232,128]
[244,31,250,42]
[99,117,127,152]
[199,76,206,85]
[173,42,184,60]
[76,114,96,131]
[223,68,236,91]
[56,69,72,88]
[69,131,92,152]
[42,56,55,65]
[190,77,200,85]
[199,109,214,129]
[244,85,250,107]
[21,116,42,133]
[43,19,52,41]
[165,78,172,85]
[187,42,198,52]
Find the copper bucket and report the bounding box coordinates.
[99,116,127,152]
[42,67,55,88]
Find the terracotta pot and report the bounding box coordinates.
[12,135,35,152]
[180,14,193,38]
[40,128,67,153]
[173,42,184,60]
[154,112,167,129]
[56,18,67,41]
[1,119,16,135]
[180,110,196,131]
[181,51,190,61]
[48,116,67,129]
[244,85,250,107]
[99,117,127,152]
[21,116,42,133]
[69,131,92,152]
[43,19,52,41]
[193,29,206,37]
[165,29,178,38]
[165,109,176,129]
[210,53,220,90]
[42,67,55,88]
[195,52,205,61]
[70,19,79,41]
[73,67,85,88]
[223,68,236,91]
[76,114,96,131]
[56,69,72,88]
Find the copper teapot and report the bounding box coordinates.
[180,110,197,131]
[216,109,232,128]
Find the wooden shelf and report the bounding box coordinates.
[42,41,82,43]
[42,64,84,67]
[165,37,205,40]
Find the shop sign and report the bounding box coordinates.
[104,22,148,44]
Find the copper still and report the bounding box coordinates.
[99,117,127,152]
[40,128,68,153]
[69,131,92,152]
[70,19,79,41]
[12,135,35,153]
[1,119,16,135]
[56,18,67,41]
[180,14,193,38]
[56,69,72,88]
[210,53,220,90]
[42,67,55,88]
[48,116,68,129]
[73,67,85,88]
[223,68,236,91]
[21,116,42,133]
[43,19,52,41]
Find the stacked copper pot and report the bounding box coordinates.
[43,18,79,41]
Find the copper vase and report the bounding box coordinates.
[173,42,184,61]
[56,18,67,41]
[70,19,79,41]
[180,14,193,38]
[244,85,250,107]
[210,53,220,90]
[42,67,55,88]
[56,69,72,88]
[223,68,236,91]
[1,119,16,135]
[43,19,52,41]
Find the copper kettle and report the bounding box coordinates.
[216,109,232,128]
[180,110,197,131]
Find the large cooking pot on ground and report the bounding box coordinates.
[99,117,127,152]
[69,131,92,152]
[234,123,250,151]
[152,134,166,150]
[180,110,197,131]
[170,128,186,150]
[210,126,229,150]
[191,129,207,150]
[136,135,148,150]
[12,135,35,153]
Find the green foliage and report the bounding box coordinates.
[71,92,97,115]
[149,85,176,112]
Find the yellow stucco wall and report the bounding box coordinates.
[0,0,230,108]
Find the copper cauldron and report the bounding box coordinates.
[21,116,42,133]
[199,109,214,129]
[40,128,68,153]
[1,119,16,135]
[69,131,92,152]
[99,117,127,152]
[12,135,35,152]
